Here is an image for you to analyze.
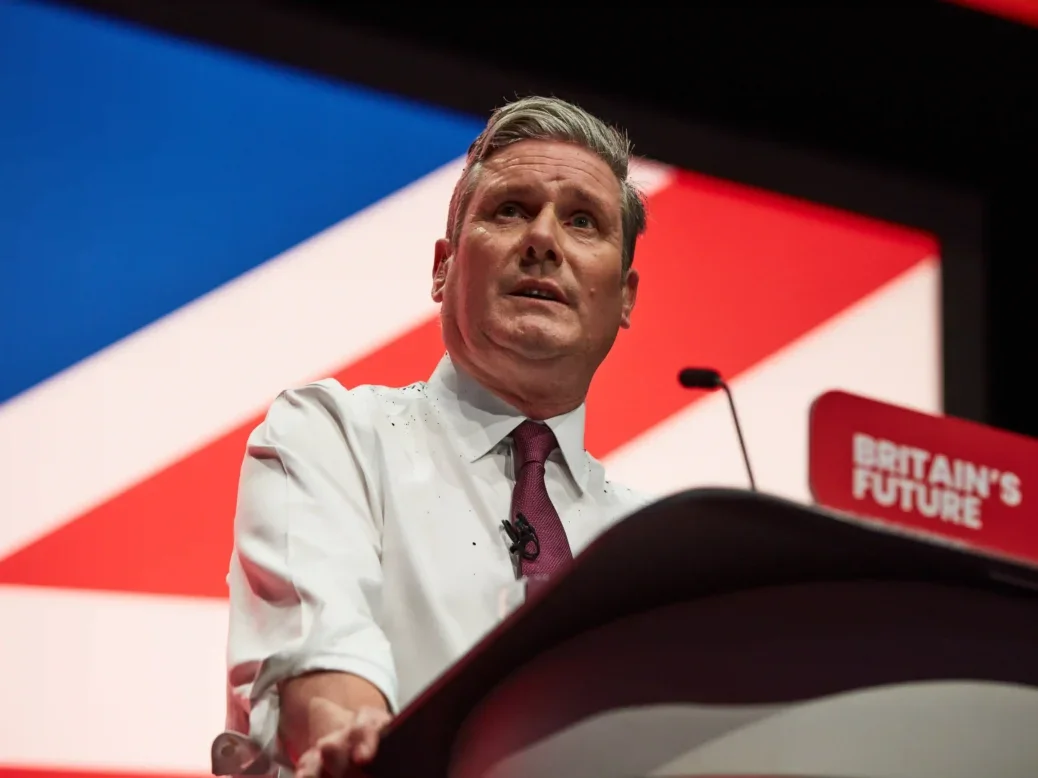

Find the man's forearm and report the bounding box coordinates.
[278,671,390,761]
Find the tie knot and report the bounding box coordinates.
[511,420,558,467]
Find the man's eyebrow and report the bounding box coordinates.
[566,185,610,211]
[486,181,611,211]
[483,182,539,201]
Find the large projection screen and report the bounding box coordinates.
[0,2,978,777]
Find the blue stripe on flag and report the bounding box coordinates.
[0,1,480,403]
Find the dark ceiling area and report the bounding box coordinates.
[59,0,1038,436]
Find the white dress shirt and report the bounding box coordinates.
[225,353,651,754]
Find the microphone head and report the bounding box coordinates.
[678,367,723,390]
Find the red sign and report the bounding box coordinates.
[809,390,1038,564]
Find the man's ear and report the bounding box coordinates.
[431,238,452,302]
[619,267,639,329]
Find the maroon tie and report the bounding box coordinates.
[508,420,573,586]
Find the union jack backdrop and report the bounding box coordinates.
[0,3,941,777]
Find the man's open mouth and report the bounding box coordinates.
[512,289,561,302]
[510,283,567,304]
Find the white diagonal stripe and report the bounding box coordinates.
[0,585,227,773]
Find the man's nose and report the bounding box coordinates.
[522,208,562,265]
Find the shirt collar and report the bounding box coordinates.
[424,353,591,493]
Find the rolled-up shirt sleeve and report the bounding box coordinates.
[225,381,397,756]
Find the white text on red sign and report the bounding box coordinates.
[851,432,1022,530]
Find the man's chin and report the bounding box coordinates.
[489,325,575,362]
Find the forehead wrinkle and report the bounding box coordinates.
[484,140,617,183]
[489,155,616,192]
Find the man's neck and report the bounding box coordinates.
[449,350,588,421]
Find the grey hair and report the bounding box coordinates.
[444,96,647,274]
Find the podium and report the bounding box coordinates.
[355,488,1038,778]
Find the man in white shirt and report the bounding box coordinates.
[225,95,650,777]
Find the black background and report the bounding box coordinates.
[58,0,1038,436]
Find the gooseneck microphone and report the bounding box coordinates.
[678,367,757,491]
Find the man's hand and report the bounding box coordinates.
[293,698,392,778]
[279,672,393,777]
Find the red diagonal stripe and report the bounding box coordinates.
[585,170,935,454]
[0,173,935,598]
[946,0,1038,28]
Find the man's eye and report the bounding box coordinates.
[498,203,523,218]
[571,213,596,229]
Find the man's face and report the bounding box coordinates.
[432,139,638,378]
